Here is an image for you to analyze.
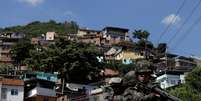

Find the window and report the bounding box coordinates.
[170,80,176,85]
[123,59,127,63]
[49,37,52,40]
[1,88,7,99]
[111,35,117,39]
[11,89,18,95]
[47,76,51,81]
[120,36,125,40]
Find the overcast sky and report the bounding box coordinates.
[1,0,201,57]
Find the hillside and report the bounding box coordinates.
[0,20,79,37]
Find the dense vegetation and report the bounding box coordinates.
[0,20,79,37]
[168,65,201,101]
[2,20,166,83]
[10,37,102,83]
[0,64,14,74]
[3,20,201,100]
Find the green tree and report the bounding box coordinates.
[0,64,14,74]
[132,30,154,60]
[24,45,49,71]
[23,38,102,83]
[1,20,79,38]
[132,30,153,49]
[169,66,201,101]
[58,41,101,83]
[10,38,34,69]
[132,30,150,40]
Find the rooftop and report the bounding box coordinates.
[0,78,24,86]
[157,71,185,76]
[79,28,101,33]
[103,26,129,32]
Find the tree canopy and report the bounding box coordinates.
[0,20,79,37]
[11,37,102,83]
[10,38,34,67]
[169,66,201,101]
[132,30,150,40]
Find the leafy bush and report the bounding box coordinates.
[169,66,201,101]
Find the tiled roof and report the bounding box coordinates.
[0,78,24,86]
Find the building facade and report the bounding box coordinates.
[0,32,25,64]
[77,28,101,37]
[175,56,197,71]
[102,27,129,46]
[76,28,102,46]
[78,34,101,46]
[0,79,24,101]
[157,54,197,72]
[156,71,185,89]
[24,78,57,101]
[104,46,144,64]
[46,32,57,41]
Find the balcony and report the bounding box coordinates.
[1,49,10,53]
[0,57,13,63]
[1,42,15,46]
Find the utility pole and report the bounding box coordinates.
[144,39,148,60]
[165,46,168,71]
[62,78,65,94]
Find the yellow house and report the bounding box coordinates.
[115,50,144,61]
[104,46,144,64]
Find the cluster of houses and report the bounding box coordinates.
[0,72,57,101]
[0,26,201,100]
[0,71,119,101]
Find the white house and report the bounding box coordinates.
[28,87,56,97]
[0,79,24,101]
[156,71,185,89]
[46,32,57,41]
[66,83,98,93]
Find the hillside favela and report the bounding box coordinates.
[1,0,201,101]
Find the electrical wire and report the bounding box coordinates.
[172,16,201,51]
[157,0,187,44]
[167,0,201,45]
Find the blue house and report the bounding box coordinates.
[23,71,58,82]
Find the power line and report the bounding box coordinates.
[172,16,201,50]
[167,0,201,45]
[168,46,201,58]
[157,0,187,44]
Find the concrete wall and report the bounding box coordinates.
[77,30,87,37]
[27,95,56,101]
[46,32,56,41]
[79,37,101,46]
[157,74,184,89]
[28,87,56,97]
[1,85,24,101]
[115,51,144,60]
[77,29,100,37]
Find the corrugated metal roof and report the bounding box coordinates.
[105,46,122,56]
